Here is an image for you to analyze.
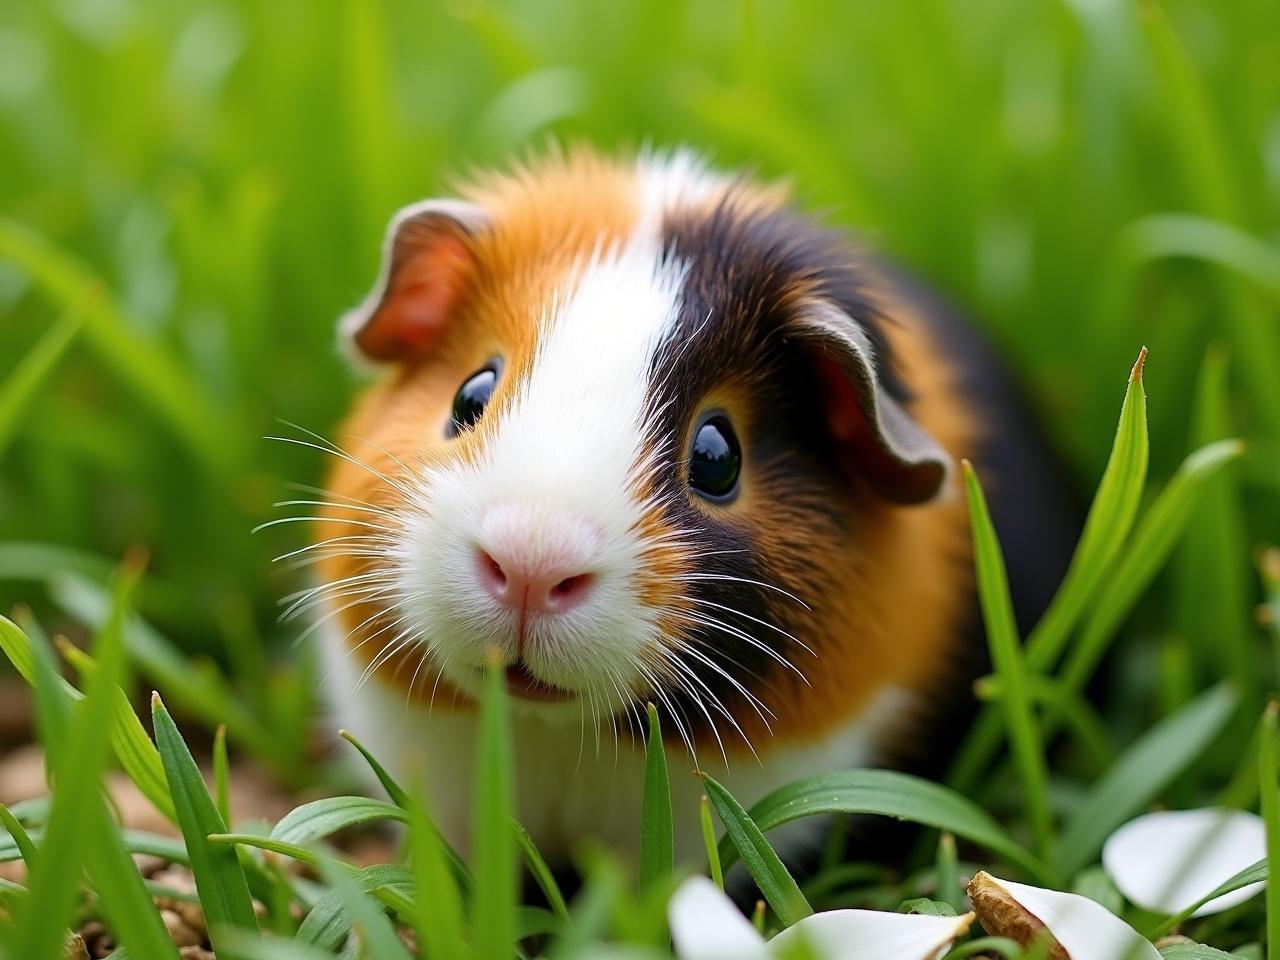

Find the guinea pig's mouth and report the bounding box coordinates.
[503,660,576,703]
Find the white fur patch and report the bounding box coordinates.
[321,616,910,864]
[385,216,692,711]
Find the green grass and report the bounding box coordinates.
[1,0,1278,956]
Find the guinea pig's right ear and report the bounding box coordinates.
[340,200,490,363]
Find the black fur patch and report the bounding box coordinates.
[643,196,906,748]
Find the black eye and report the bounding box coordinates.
[447,366,498,438]
[689,415,742,501]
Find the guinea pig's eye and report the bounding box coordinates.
[688,415,741,501]
[446,365,498,438]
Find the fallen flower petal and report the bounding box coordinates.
[968,871,1160,960]
[1102,808,1265,917]
[768,906,974,960]
[670,875,974,960]
[669,876,769,960]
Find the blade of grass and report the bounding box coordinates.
[339,729,474,889]
[314,856,413,960]
[951,349,1149,791]
[53,572,295,780]
[153,692,260,955]
[639,702,673,894]
[340,728,411,807]
[213,724,231,826]
[700,772,812,926]
[294,863,416,949]
[0,803,38,869]
[472,652,517,959]
[1047,437,1244,735]
[700,794,724,890]
[13,557,143,958]
[1056,682,1239,876]
[270,796,407,846]
[0,217,235,470]
[57,638,178,824]
[718,769,1050,885]
[406,786,469,960]
[0,295,87,457]
[511,819,569,923]
[83,796,182,960]
[962,458,1054,867]
[1176,348,1255,706]
[1145,857,1267,939]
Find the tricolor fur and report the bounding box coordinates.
[310,148,980,861]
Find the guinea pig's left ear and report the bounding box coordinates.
[340,199,491,363]
[796,301,953,505]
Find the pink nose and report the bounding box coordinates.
[474,507,599,616]
[476,547,594,614]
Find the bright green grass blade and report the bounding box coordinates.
[701,772,812,926]
[936,833,961,913]
[1056,682,1239,876]
[209,833,323,869]
[152,692,260,955]
[405,789,469,960]
[1177,348,1254,704]
[1260,700,1280,960]
[213,724,231,826]
[717,768,1050,884]
[512,818,569,923]
[1146,857,1267,940]
[82,797,181,960]
[3,613,175,824]
[0,829,191,867]
[471,655,517,959]
[53,573,290,778]
[340,729,411,807]
[975,673,1116,771]
[951,349,1149,791]
[295,863,416,950]
[638,703,673,893]
[316,856,413,960]
[0,297,86,457]
[700,794,724,890]
[270,796,407,846]
[547,853,629,960]
[1113,215,1280,299]
[1048,437,1243,731]
[0,804,38,868]
[0,217,235,470]
[339,730,474,889]
[13,558,141,958]
[962,459,1054,867]
[58,639,178,824]
[0,543,116,589]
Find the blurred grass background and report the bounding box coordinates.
[1,0,1277,683]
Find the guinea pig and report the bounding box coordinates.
[311,148,1075,864]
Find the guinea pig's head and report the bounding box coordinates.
[315,151,955,753]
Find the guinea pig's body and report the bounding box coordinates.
[312,149,1072,864]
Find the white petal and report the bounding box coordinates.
[1102,808,1265,917]
[669,876,769,960]
[767,909,974,960]
[983,874,1161,960]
